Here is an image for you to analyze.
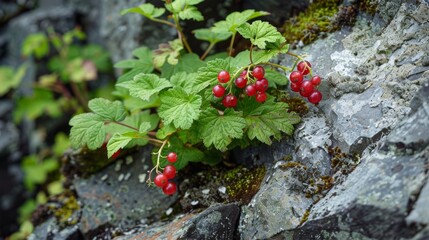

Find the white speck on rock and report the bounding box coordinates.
[126,156,133,165]
[118,173,124,181]
[124,172,131,181]
[191,200,199,206]
[115,161,122,172]
[218,186,227,194]
[101,174,108,181]
[202,189,210,194]
[138,174,146,183]
[166,208,173,216]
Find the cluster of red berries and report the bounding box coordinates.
[213,65,270,107]
[153,152,178,195]
[289,61,322,104]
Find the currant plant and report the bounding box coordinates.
[68,0,324,195]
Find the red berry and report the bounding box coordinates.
[255,92,267,103]
[290,82,301,92]
[163,165,176,179]
[290,71,303,84]
[162,182,177,195]
[252,66,265,80]
[245,84,257,96]
[310,75,321,86]
[308,90,323,104]
[154,174,168,188]
[235,77,247,88]
[297,61,312,75]
[111,149,121,159]
[212,85,226,98]
[218,70,230,83]
[222,94,238,108]
[255,78,269,92]
[240,70,248,79]
[167,152,177,163]
[300,81,314,97]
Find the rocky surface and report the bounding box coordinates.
[4,0,429,239]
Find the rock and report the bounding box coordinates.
[72,148,177,237]
[117,203,240,240]
[29,218,84,240]
[407,179,429,225]
[239,168,313,239]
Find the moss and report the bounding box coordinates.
[61,147,118,179]
[279,161,307,170]
[272,89,309,116]
[299,209,311,225]
[221,166,266,204]
[48,191,80,227]
[328,146,360,174]
[282,0,342,45]
[359,0,377,15]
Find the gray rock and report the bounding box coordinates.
[239,168,313,240]
[73,149,177,236]
[118,203,240,240]
[407,179,429,225]
[29,218,83,240]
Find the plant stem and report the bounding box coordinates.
[173,15,193,53]
[249,43,254,64]
[70,82,90,111]
[201,42,215,60]
[151,18,176,28]
[261,62,291,72]
[109,121,139,131]
[287,51,304,60]
[228,32,236,56]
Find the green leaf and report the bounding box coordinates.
[117,67,148,83]
[81,44,112,72]
[158,88,202,129]
[0,64,27,95]
[198,108,246,151]
[114,47,153,73]
[252,39,289,63]
[117,73,172,101]
[237,20,283,49]
[121,3,165,19]
[123,95,161,112]
[212,10,270,34]
[107,132,135,158]
[156,123,176,139]
[21,33,49,58]
[152,135,204,170]
[193,28,231,44]
[88,98,126,121]
[69,113,106,150]
[53,133,70,157]
[264,69,289,87]
[153,39,183,69]
[193,58,230,93]
[21,156,59,191]
[170,72,198,93]
[178,6,203,21]
[240,97,300,144]
[13,88,61,123]
[161,53,204,79]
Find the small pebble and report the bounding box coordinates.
[191,200,199,206]
[218,186,226,194]
[126,156,133,165]
[124,172,131,181]
[115,161,122,172]
[202,189,210,194]
[101,174,109,181]
[118,173,124,181]
[166,208,173,216]
[138,174,146,183]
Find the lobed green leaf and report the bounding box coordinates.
[121,3,165,19]
[197,108,246,151]
[158,88,202,129]
[69,113,105,150]
[88,98,127,121]
[117,73,172,101]
[237,20,283,49]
